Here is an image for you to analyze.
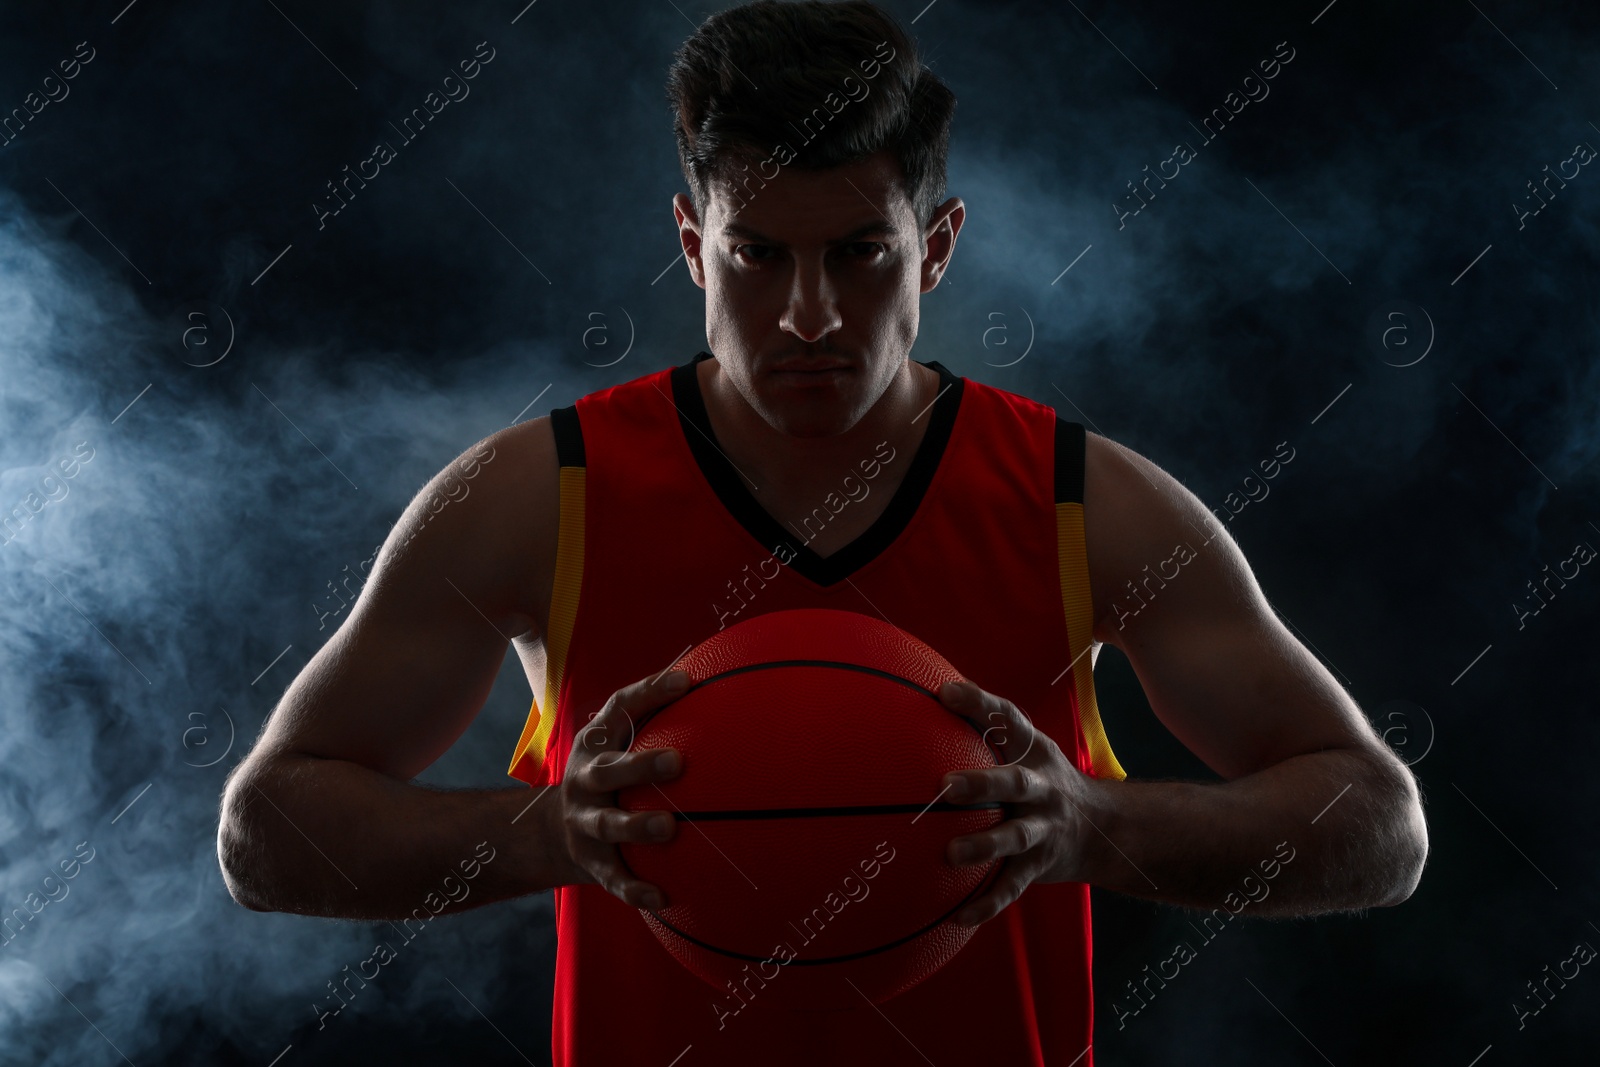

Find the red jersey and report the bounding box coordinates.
[507,351,1127,1066]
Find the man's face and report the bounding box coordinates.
[674,149,962,439]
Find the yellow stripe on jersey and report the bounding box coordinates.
[507,464,586,784]
[1056,500,1126,781]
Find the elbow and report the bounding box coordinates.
[221,872,272,913]
[1370,756,1430,908]
[216,770,276,913]
[217,834,273,912]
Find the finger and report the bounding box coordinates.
[576,804,678,846]
[944,763,1046,804]
[936,677,984,727]
[953,858,1030,926]
[939,680,1039,765]
[569,816,674,909]
[947,814,1048,866]
[580,667,690,757]
[582,849,670,910]
[578,746,681,795]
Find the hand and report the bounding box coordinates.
[937,678,1097,926]
[553,665,688,910]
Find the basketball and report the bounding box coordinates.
[616,607,1005,1012]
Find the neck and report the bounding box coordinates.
[699,355,937,495]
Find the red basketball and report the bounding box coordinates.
[616,607,1004,1012]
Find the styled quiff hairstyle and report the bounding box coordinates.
[666,0,956,236]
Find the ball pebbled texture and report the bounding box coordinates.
[616,608,1004,1010]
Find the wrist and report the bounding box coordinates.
[1065,772,1120,885]
[522,785,578,893]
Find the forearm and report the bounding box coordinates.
[218,753,571,920]
[1074,745,1427,917]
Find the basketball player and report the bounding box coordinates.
[218,2,1428,1063]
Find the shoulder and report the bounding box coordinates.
[428,415,559,536]
[383,415,561,642]
[1082,430,1255,649]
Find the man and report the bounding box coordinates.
[217,2,1428,1064]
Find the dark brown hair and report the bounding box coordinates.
[666,0,956,234]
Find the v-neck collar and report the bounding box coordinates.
[669,350,963,588]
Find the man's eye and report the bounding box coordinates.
[732,243,882,263]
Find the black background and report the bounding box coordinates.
[0,1,1596,1064]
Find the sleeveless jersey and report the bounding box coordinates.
[506,351,1126,1066]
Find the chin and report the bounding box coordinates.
[775,416,856,439]
[755,387,864,438]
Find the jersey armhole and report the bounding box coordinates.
[1054,417,1127,781]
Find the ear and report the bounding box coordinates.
[920,197,965,294]
[673,193,708,290]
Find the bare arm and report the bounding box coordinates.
[1075,433,1428,916]
[895,429,1430,927]
[216,421,579,920]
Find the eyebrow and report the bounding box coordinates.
[719,219,898,246]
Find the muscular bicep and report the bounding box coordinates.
[244,420,555,782]
[1085,433,1379,780]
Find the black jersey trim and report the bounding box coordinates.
[550,404,585,468]
[1054,417,1085,505]
[670,351,963,588]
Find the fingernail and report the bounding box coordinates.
[648,814,673,839]
[951,841,976,864]
[655,750,680,775]
[940,680,963,703]
[663,669,688,692]
[644,890,665,910]
[945,775,968,798]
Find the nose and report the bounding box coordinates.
[779,258,843,343]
